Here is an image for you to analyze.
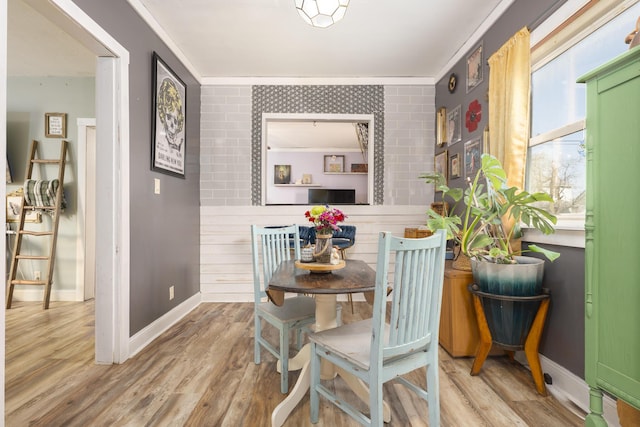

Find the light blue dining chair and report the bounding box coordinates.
[309,229,447,426]
[251,225,316,394]
[332,225,357,312]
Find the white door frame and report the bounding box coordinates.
[76,119,96,301]
[17,0,132,364]
[1,0,8,417]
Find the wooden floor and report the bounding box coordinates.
[6,300,584,426]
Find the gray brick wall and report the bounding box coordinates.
[200,86,252,206]
[384,85,435,205]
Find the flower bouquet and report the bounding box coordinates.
[304,205,346,263]
[304,205,346,235]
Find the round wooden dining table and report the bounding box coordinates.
[266,259,390,426]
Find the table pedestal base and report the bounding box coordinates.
[271,294,390,426]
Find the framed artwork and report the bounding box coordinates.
[324,155,345,173]
[464,137,482,178]
[483,124,490,152]
[6,195,41,223]
[466,42,484,93]
[45,113,66,138]
[434,151,448,185]
[151,51,187,178]
[274,165,291,184]
[350,163,368,173]
[302,174,312,184]
[447,105,462,145]
[436,107,447,146]
[450,153,460,179]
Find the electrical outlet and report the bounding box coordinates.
[154,178,161,194]
[34,271,41,281]
[169,285,174,300]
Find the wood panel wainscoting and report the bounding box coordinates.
[6,300,584,426]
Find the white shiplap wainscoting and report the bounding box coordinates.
[200,205,429,302]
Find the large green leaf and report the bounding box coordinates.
[528,244,561,262]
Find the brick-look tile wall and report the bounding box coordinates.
[384,85,435,206]
[200,84,434,207]
[200,86,252,206]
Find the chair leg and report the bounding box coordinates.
[370,380,384,426]
[339,248,355,314]
[295,328,303,350]
[427,362,440,427]
[254,315,261,365]
[310,343,320,424]
[280,324,289,394]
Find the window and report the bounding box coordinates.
[528,1,640,229]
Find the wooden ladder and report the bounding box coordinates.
[7,140,68,309]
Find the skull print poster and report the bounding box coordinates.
[152,52,187,177]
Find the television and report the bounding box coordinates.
[308,189,356,205]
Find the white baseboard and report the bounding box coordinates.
[129,293,201,358]
[11,288,79,302]
[514,352,620,427]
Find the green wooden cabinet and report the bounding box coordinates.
[579,47,640,426]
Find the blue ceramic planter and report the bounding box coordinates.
[471,257,545,348]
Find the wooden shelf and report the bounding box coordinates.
[323,172,367,175]
[274,184,322,187]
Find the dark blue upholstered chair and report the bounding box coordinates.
[332,225,356,259]
[298,225,316,247]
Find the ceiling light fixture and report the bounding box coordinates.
[295,0,349,29]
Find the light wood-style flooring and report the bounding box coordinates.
[6,300,584,426]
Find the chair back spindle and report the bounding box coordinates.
[251,225,301,302]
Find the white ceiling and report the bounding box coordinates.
[7,0,511,80]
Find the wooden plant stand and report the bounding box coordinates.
[468,285,551,396]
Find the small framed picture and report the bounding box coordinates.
[302,174,312,184]
[350,163,368,173]
[274,165,291,184]
[447,105,462,145]
[434,151,448,185]
[436,107,447,146]
[6,194,41,223]
[466,42,484,93]
[324,155,344,173]
[45,113,67,138]
[450,153,460,179]
[464,137,482,178]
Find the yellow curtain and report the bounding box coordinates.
[488,27,531,190]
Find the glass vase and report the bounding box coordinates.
[313,233,333,264]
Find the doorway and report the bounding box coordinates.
[3,0,131,368]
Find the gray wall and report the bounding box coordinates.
[525,244,585,378]
[73,0,201,335]
[7,76,95,295]
[435,0,587,378]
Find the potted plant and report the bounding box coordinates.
[423,153,560,347]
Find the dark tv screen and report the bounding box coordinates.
[308,189,355,205]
